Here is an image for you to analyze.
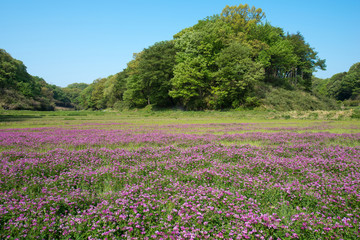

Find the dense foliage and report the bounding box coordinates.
[313,62,360,105]
[0,49,52,110]
[3,4,358,111]
[77,4,330,110]
[0,49,90,110]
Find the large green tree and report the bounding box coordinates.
[0,49,59,110]
[63,83,89,107]
[326,63,360,101]
[221,4,265,33]
[170,18,233,109]
[211,43,264,109]
[0,49,36,96]
[286,33,326,89]
[124,41,176,107]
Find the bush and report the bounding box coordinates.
[351,108,360,119]
[113,101,130,111]
[0,89,55,111]
[244,96,260,109]
[343,99,360,107]
[262,87,339,111]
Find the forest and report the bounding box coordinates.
[1,4,359,111]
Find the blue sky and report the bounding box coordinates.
[1,0,359,87]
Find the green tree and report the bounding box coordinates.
[0,49,33,94]
[63,83,89,107]
[267,39,299,81]
[170,18,232,109]
[169,56,209,109]
[66,83,89,90]
[211,43,264,109]
[0,49,56,110]
[79,84,95,109]
[102,74,120,108]
[54,85,72,107]
[286,33,326,89]
[345,62,360,99]
[327,62,360,101]
[221,4,265,33]
[91,78,107,109]
[312,76,330,97]
[124,41,176,107]
[327,72,347,100]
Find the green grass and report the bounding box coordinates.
[1,109,359,132]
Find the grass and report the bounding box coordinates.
[1,109,359,129]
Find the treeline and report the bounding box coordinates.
[1,4,358,111]
[79,4,332,110]
[313,62,360,106]
[0,48,89,110]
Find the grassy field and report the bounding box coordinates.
[0,108,359,127]
[0,110,359,239]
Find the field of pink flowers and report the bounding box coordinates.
[1,119,360,239]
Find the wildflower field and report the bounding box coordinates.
[0,110,360,239]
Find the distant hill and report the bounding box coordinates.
[0,49,88,110]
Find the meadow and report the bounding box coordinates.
[0,110,359,239]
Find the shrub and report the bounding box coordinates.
[262,87,339,111]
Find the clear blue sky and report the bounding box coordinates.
[1,0,359,87]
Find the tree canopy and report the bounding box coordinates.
[0,49,87,110]
[313,62,360,102]
[104,3,327,110]
[3,4,346,111]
